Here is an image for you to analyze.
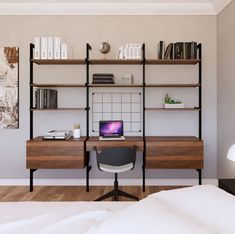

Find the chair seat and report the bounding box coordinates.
[99,163,134,173]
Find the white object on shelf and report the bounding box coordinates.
[164,103,184,108]
[54,37,61,59]
[73,129,81,139]
[47,37,54,59]
[122,74,133,84]
[41,37,48,59]
[33,37,40,59]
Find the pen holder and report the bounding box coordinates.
[73,129,81,139]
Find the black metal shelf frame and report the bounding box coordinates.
[29,43,202,192]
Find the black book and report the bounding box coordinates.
[93,73,114,77]
[174,42,184,59]
[46,89,58,109]
[157,41,165,59]
[93,77,114,80]
[164,43,173,59]
[92,80,115,84]
[184,42,197,59]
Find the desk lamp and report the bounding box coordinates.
[227,144,235,161]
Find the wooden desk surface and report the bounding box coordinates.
[86,136,144,151]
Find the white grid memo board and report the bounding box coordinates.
[92,92,142,133]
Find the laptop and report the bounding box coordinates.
[99,120,125,141]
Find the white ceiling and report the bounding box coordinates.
[0,0,232,15]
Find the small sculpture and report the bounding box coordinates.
[99,42,111,58]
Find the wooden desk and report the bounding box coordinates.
[86,136,144,151]
[26,136,86,191]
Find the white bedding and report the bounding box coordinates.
[0,185,234,234]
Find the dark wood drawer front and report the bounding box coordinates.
[26,138,85,169]
[146,140,203,169]
[27,141,84,157]
[27,155,84,169]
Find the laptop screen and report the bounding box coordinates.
[99,121,123,137]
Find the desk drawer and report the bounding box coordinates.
[146,139,203,169]
[26,139,85,169]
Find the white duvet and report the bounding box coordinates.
[0,185,234,234]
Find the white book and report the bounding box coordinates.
[47,37,54,59]
[33,37,40,59]
[54,37,61,59]
[41,37,48,59]
[61,43,68,59]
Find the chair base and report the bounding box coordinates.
[95,188,139,201]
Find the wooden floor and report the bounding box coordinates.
[0,186,185,202]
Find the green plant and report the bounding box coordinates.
[164,94,182,104]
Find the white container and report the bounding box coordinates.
[41,37,48,59]
[33,37,40,59]
[124,44,129,59]
[164,103,184,108]
[73,129,81,138]
[47,37,54,59]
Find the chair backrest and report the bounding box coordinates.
[95,146,137,171]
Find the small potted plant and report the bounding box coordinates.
[164,94,184,108]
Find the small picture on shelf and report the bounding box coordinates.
[164,94,184,108]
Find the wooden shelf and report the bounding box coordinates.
[31,83,86,88]
[145,83,200,88]
[146,59,200,65]
[31,59,86,65]
[30,108,85,111]
[146,107,200,111]
[89,84,143,87]
[89,59,143,65]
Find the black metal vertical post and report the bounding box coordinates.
[142,44,146,192]
[29,44,34,139]
[86,43,92,192]
[29,169,37,192]
[198,44,202,140]
[197,44,202,185]
[196,169,202,185]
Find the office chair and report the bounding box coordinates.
[95,146,139,201]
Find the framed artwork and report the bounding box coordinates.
[0,47,19,129]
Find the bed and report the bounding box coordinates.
[0,185,234,234]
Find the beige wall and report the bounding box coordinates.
[218,1,235,178]
[0,16,217,180]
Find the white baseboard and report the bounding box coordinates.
[0,179,218,186]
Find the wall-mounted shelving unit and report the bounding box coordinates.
[27,42,203,192]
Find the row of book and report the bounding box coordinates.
[92,73,115,84]
[33,37,71,60]
[158,41,198,60]
[35,89,58,109]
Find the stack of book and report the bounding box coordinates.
[92,73,115,84]
[43,130,71,140]
[35,89,57,109]
[157,41,198,60]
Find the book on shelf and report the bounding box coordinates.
[35,88,58,109]
[43,130,71,140]
[157,41,165,59]
[162,41,198,60]
[164,43,174,59]
[174,42,184,59]
[184,42,197,59]
[92,73,115,84]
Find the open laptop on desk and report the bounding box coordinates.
[99,120,125,141]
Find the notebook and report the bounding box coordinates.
[99,120,125,141]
